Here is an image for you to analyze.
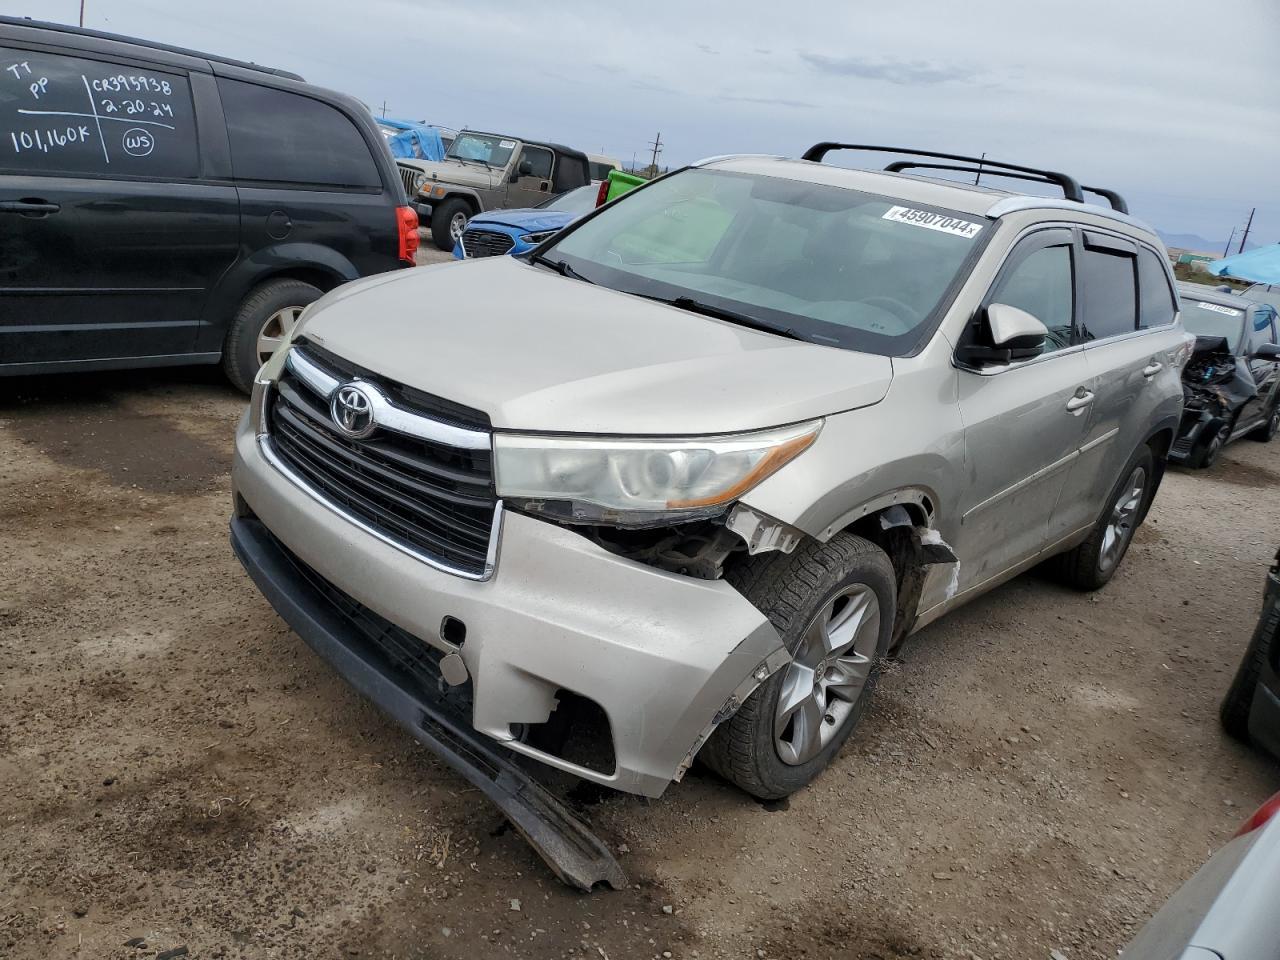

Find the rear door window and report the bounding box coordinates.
[0,45,198,178]
[217,78,380,188]
[1078,240,1138,342]
[1137,247,1177,329]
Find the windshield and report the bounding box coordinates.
[1181,296,1245,347]
[446,133,517,167]
[539,184,598,215]
[543,167,989,354]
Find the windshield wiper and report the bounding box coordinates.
[643,294,807,342]
[531,254,594,283]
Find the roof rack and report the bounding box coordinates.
[880,160,1130,214]
[0,16,303,80]
[802,143,1129,215]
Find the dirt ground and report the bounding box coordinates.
[3,306,1279,959]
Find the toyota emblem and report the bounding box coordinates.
[330,384,376,439]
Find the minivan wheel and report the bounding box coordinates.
[223,278,323,394]
[431,198,471,252]
[700,534,895,800]
[1051,445,1155,591]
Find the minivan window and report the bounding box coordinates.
[989,243,1074,351]
[0,46,197,178]
[545,168,990,356]
[217,78,380,188]
[1079,247,1137,341]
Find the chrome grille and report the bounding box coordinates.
[264,345,499,579]
[461,229,516,258]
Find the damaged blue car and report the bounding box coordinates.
[453,183,599,259]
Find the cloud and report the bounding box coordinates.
[718,94,818,109]
[799,52,977,86]
[695,43,720,55]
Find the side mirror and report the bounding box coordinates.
[518,158,534,177]
[958,303,1049,367]
[1253,342,1280,361]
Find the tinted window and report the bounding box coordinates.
[990,243,1074,352]
[519,145,552,180]
[1247,306,1278,354]
[1079,247,1137,341]
[1137,248,1176,329]
[217,78,379,188]
[589,161,615,181]
[0,46,197,178]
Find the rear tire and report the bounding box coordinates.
[1052,445,1155,591]
[431,198,471,252]
[222,278,323,394]
[1221,582,1280,741]
[700,534,895,800]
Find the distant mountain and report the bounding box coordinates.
[1158,230,1259,257]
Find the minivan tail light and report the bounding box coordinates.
[397,205,419,264]
[1235,790,1280,837]
[595,179,609,208]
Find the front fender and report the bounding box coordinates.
[419,184,486,213]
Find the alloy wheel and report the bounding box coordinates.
[1098,465,1146,574]
[257,305,304,365]
[774,585,881,766]
[450,211,467,242]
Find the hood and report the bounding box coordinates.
[296,257,894,434]
[398,157,495,190]
[468,209,577,233]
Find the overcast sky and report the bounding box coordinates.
[4,0,1277,247]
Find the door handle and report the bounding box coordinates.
[0,199,60,216]
[1142,361,1163,378]
[1066,390,1095,414]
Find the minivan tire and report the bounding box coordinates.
[1052,445,1156,591]
[700,534,895,800]
[431,198,471,252]
[223,279,324,393]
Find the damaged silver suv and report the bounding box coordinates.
[230,143,1187,875]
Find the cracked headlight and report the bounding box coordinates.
[494,420,821,526]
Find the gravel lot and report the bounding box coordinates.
[3,265,1278,959]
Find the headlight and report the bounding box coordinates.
[519,230,557,245]
[412,172,426,192]
[494,421,821,526]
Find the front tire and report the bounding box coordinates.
[223,278,323,394]
[431,198,471,252]
[1052,445,1155,591]
[1190,416,1233,468]
[1249,403,1280,443]
[700,534,895,800]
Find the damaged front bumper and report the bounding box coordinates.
[230,411,787,799]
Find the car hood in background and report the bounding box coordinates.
[399,157,496,190]
[467,209,577,233]
[298,257,894,434]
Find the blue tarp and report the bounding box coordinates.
[1208,244,1280,284]
[377,117,446,162]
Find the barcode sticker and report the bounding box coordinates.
[1194,301,1243,317]
[882,205,984,239]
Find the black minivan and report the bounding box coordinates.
[0,18,417,391]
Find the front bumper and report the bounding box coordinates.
[1169,406,1223,464]
[231,410,784,797]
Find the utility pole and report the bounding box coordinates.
[380,100,387,117]
[1223,228,1236,258]
[974,152,985,186]
[648,131,663,176]
[79,0,85,26]
[1239,207,1256,254]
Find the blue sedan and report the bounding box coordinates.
[453,184,599,260]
